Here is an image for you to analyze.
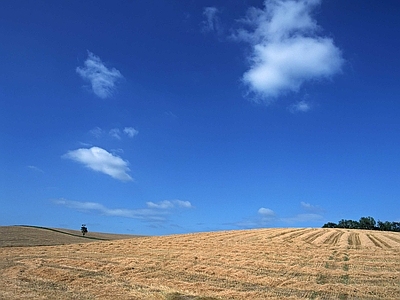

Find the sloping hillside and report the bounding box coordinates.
[0,228,399,299]
[0,225,138,247]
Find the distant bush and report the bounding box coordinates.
[322,216,400,232]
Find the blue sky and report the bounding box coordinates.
[1,0,400,235]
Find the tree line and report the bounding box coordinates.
[322,216,400,232]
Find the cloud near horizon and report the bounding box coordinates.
[258,207,275,217]
[235,0,344,103]
[76,51,123,99]
[54,199,192,222]
[235,202,324,228]
[63,147,133,182]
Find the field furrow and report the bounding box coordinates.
[381,232,400,245]
[348,232,361,249]
[282,228,313,242]
[365,233,393,249]
[302,229,328,243]
[324,230,345,246]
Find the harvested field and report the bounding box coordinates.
[0,227,399,299]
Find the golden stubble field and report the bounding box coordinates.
[0,227,399,299]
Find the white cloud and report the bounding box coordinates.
[235,0,344,103]
[54,199,166,221]
[63,147,132,182]
[258,207,275,217]
[258,207,276,225]
[146,200,193,209]
[54,198,192,222]
[289,100,311,112]
[147,200,174,209]
[174,200,193,208]
[76,51,123,99]
[202,7,222,34]
[123,127,139,138]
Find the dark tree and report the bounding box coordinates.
[377,220,392,231]
[81,224,88,236]
[392,222,400,232]
[359,216,376,230]
[322,217,399,233]
[337,219,360,229]
[322,222,337,228]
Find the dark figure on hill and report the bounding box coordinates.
[81,224,88,236]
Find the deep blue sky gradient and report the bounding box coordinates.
[1,1,400,235]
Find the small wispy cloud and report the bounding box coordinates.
[146,200,193,209]
[147,200,174,209]
[234,0,344,104]
[89,127,103,138]
[300,201,323,213]
[258,207,276,224]
[289,100,311,113]
[164,111,177,118]
[174,200,193,208]
[234,202,324,229]
[54,199,166,221]
[258,207,275,217]
[89,126,138,140]
[123,127,139,138]
[54,198,193,222]
[109,128,121,140]
[63,147,133,182]
[231,207,276,228]
[201,7,223,35]
[27,165,44,173]
[76,51,123,99]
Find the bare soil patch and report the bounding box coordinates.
[0,227,399,299]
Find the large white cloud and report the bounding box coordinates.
[236,0,344,103]
[63,147,132,181]
[76,51,123,99]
